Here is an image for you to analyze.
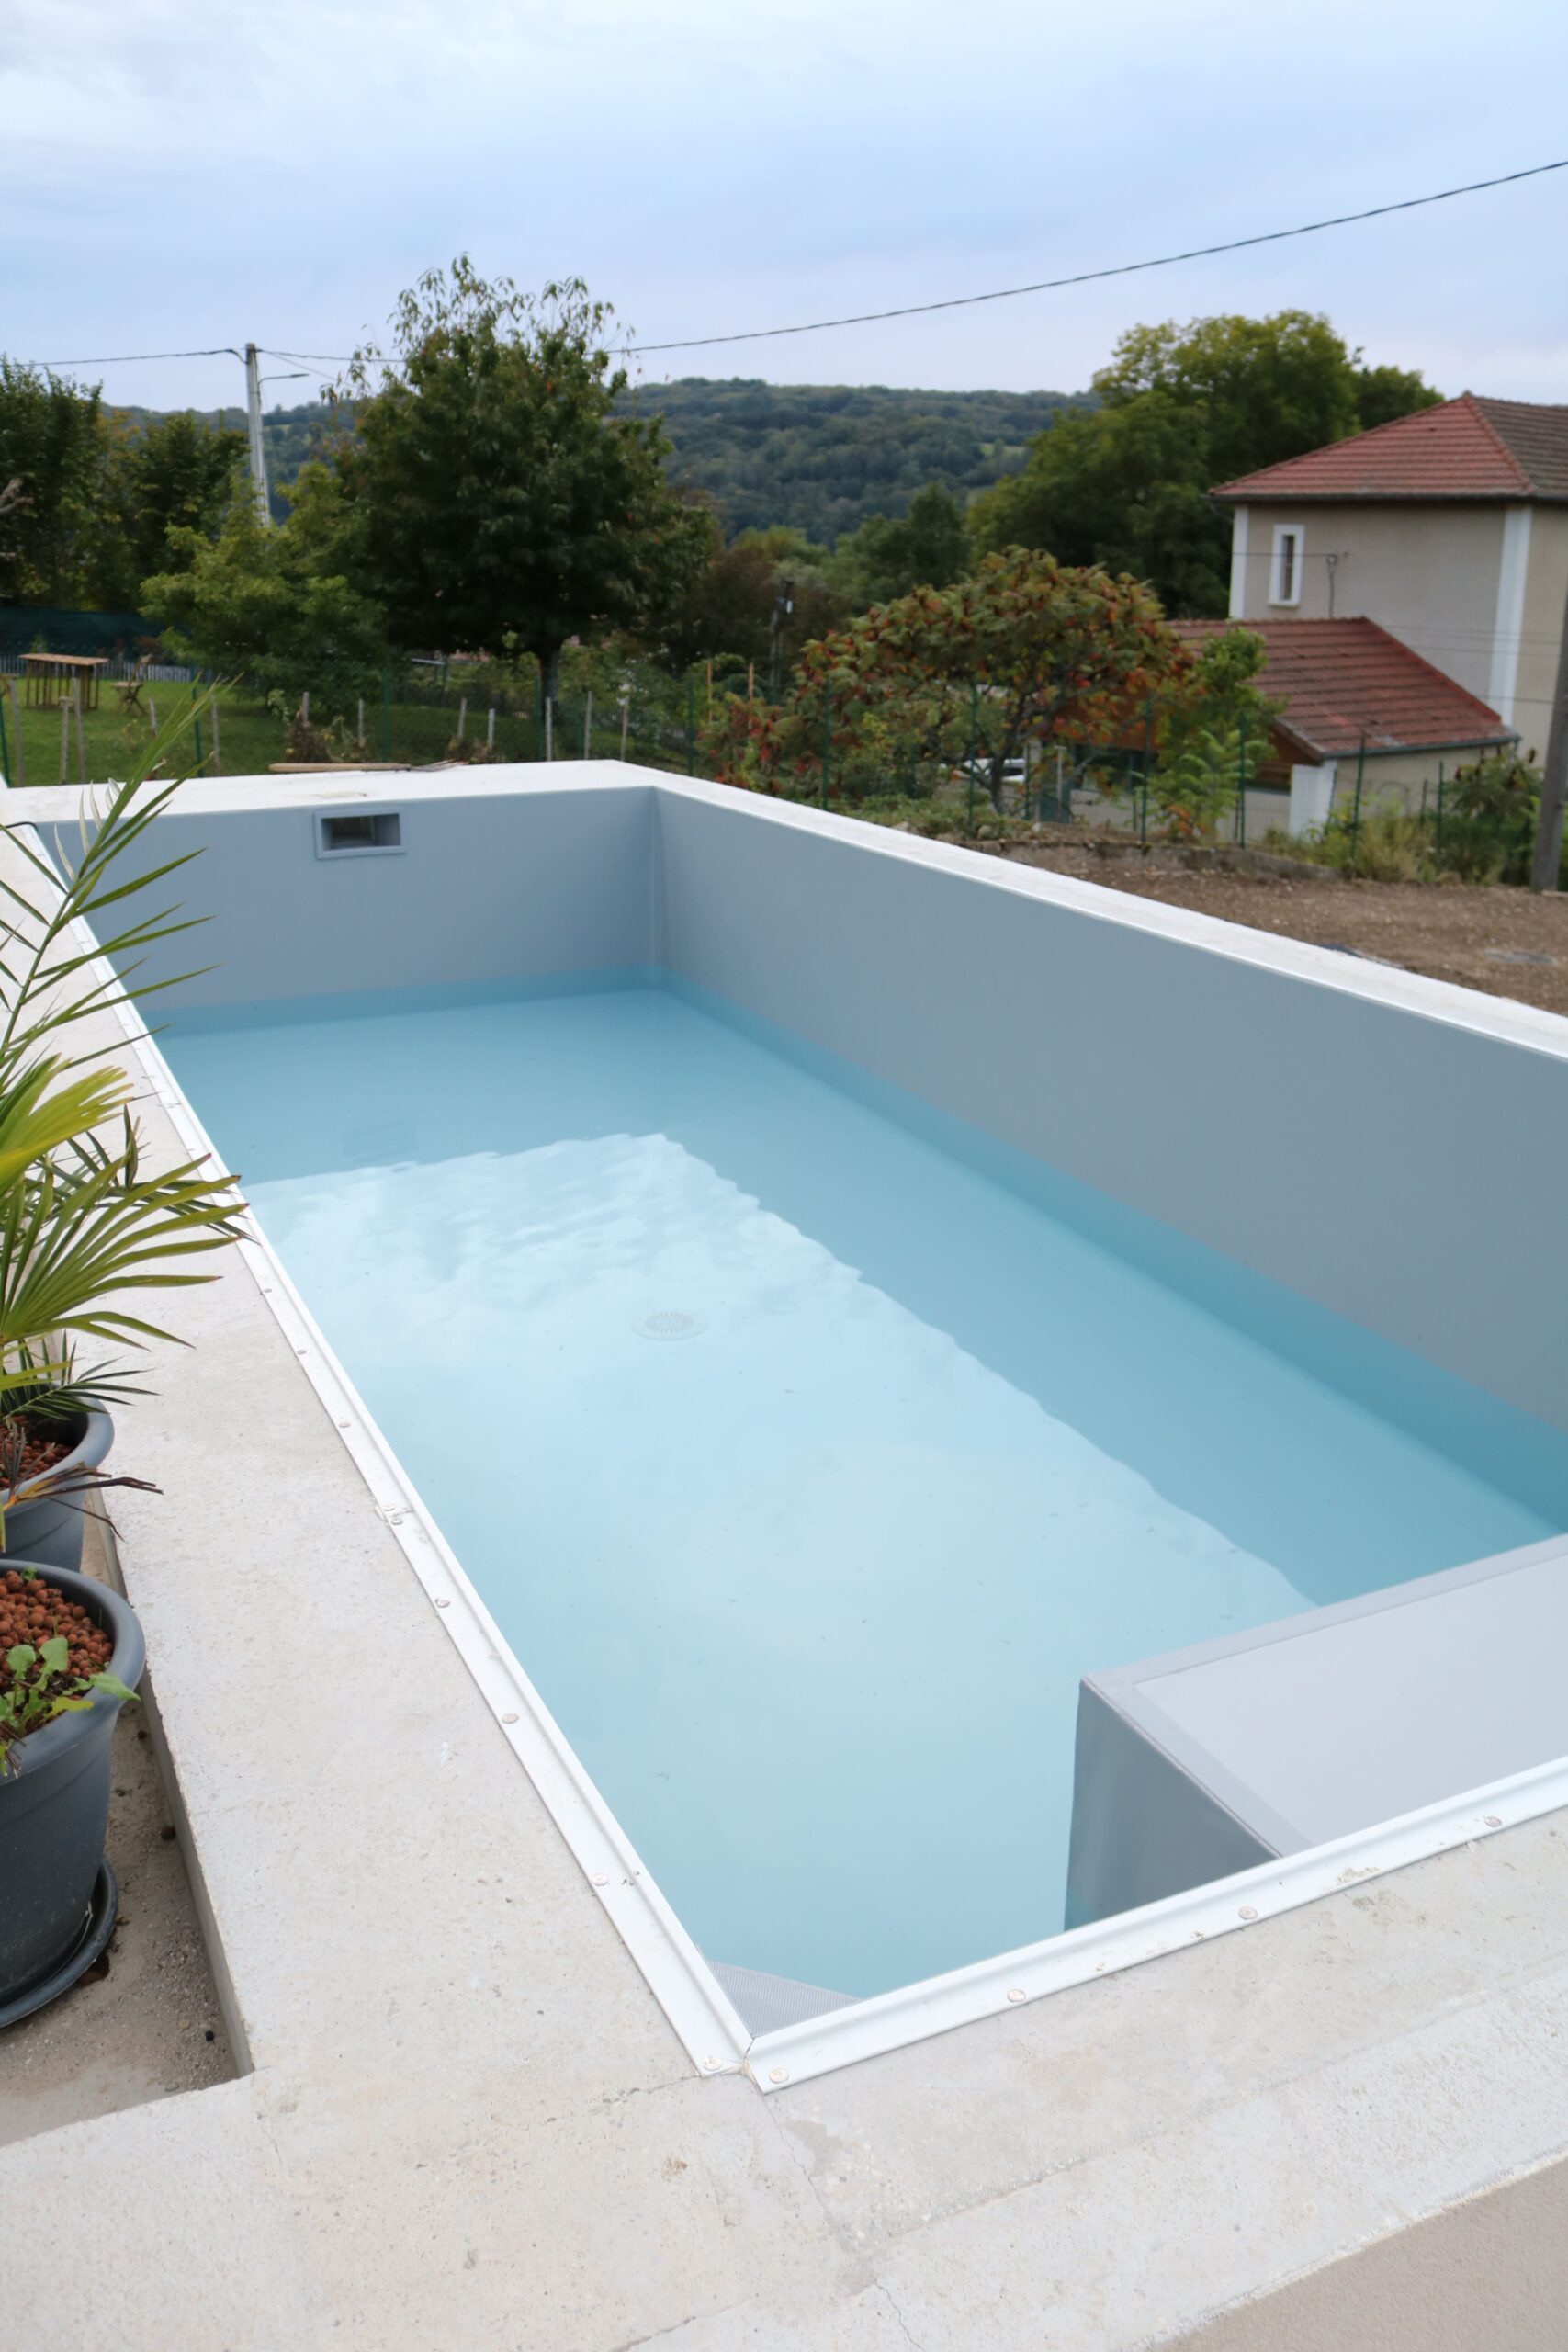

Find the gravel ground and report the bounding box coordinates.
[1002,844,1568,1019]
[0,1521,234,2148]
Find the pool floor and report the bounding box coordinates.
[165,978,1568,1996]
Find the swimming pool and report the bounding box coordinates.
[70,767,1568,2074]
[164,965,1568,2006]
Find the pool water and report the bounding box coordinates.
[164,976,1568,1997]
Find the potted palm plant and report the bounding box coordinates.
[0,734,243,2023]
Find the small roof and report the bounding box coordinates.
[1213,394,1568,505]
[1172,618,1516,763]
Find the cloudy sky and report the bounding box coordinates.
[5,0,1567,415]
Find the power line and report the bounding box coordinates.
[13,155,1567,382]
[614,159,1568,356]
[23,344,242,368]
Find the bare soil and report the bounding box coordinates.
[1000,842,1568,1019]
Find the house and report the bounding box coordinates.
[1171,615,1517,831]
[1213,394,1568,747]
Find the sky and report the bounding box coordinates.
[5,0,1568,417]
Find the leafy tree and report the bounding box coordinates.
[0,362,107,605]
[1146,628,1277,838]
[141,465,386,700]
[1351,362,1443,435]
[705,547,1188,806]
[98,411,244,608]
[829,483,969,607]
[970,312,1441,616]
[660,516,846,670]
[332,260,708,686]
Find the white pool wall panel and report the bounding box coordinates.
[117,780,657,1009]
[653,785,1568,1429]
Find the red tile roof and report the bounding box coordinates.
[1172,618,1516,762]
[1213,394,1568,504]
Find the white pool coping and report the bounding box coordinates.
[8,765,1568,2348]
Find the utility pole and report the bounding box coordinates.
[768,575,794,703]
[1529,584,1568,891]
[243,343,270,526]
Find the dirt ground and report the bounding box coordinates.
[1001,842,1568,1019]
[0,1520,234,2148]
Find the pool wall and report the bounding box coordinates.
[89,766,1568,1431]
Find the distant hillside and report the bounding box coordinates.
[622,379,1086,542]
[124,379,1085,543]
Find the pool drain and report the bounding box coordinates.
[636,1309,705,1340]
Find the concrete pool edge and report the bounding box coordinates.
[60,763,1568,2091]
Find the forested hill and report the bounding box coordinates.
[123,379,1084,543]
[620,379,1085,541]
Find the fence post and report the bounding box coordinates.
[685,673,696,775]
[209,692,221,776]
[190,682,204,776]
[1436,761,1445,860]
[3,680,21,787]
[0,676,10,787]
[821,680,831,808]
[1349,732,1366,859]
[966,682,978,829]
[545,699,553,762]
[584,689,593,761]
[381,667,391,762]
[1235,713,1247,846]
[620,695,630,761]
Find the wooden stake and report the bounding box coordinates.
[60,697,69,785]
[620,696,629,761]
[705,660,713,721]
[148,695,158,736]
[746,662,754,707]
[457,695,468,742]
[486,706,495,752]
[74,689,87,782]
[584,689,592,759]
[5,680,23,787]
[209,695,221,775]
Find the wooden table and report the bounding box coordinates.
[21,651,107,710]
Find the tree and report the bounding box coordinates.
[970,312,1441,616]
[1352,362,1442,435]
[660,517,847,670]
[96,411,244,609]
[705,547,1189,806]
[1146,628,1278,838]
[0,362,107,606]
[331,260,708,685]
[829,483,969,608]
[141,465,387,701]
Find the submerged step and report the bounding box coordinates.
[1067,1533,1568,1927]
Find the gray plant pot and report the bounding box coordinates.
[0,1410,114,1573]
[0,1561,144,2024]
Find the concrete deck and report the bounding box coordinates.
[5,771,1568,2347]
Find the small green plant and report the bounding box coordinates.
[0,1632,138,1774]
[0,705,244,1541]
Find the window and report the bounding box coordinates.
[1270,525,1303,607]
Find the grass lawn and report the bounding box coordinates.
[0,677,694,788]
